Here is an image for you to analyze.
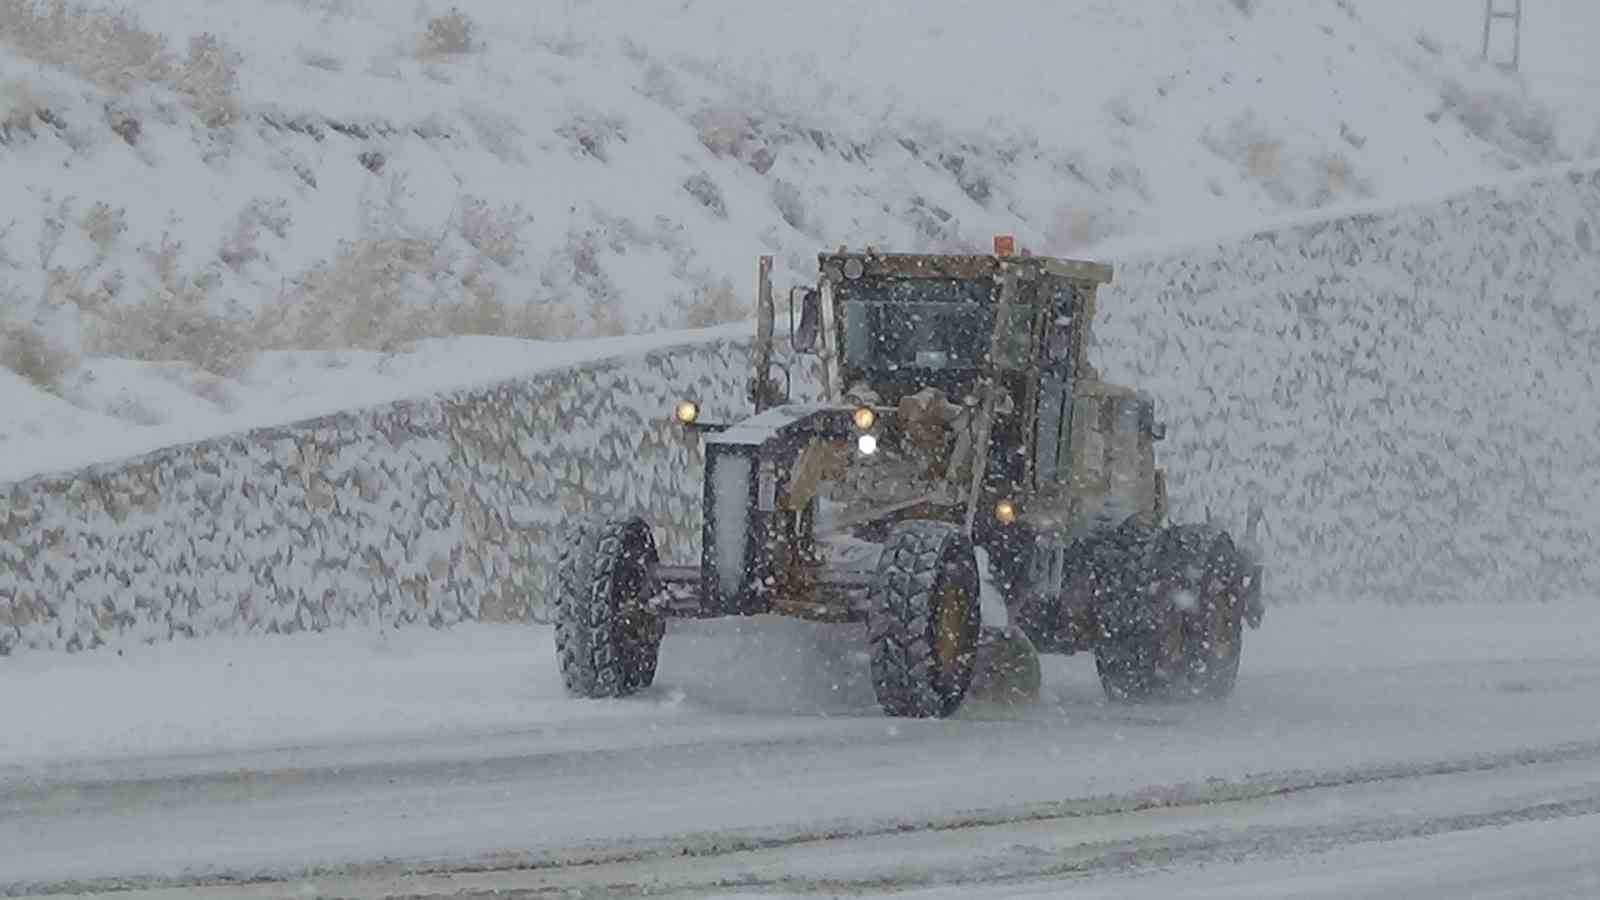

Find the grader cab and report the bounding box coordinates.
[555,240,1264,717]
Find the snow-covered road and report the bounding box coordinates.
[3,602,1598,897]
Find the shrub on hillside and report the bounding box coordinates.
[0,1,239,128]
[459,196,525,267]
[91,235,252,375]
[771,179,809,234]
[81,202,127,258]
[218,199,291,272]
[421,8,476,56]
[257,235,448,351]
[177,33,240,128]
[676,277,746,329]
[683,173,727,218]
[0,79,47,144]
[0,320,76,392]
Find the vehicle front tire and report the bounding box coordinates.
[555,517,666,699]
[867,521,982,718]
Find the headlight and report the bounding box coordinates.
[852,406,877,431]
[843,258,865,280]
[993,500,1018,525]
[856,433,879,456]
[674,400,700,424]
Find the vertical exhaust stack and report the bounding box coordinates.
[748,255,783,414]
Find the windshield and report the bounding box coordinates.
[840,280,1034,371]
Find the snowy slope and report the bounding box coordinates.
[1,0,1597,481]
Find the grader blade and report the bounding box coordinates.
[967,625,1043,706]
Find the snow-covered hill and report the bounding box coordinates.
[1,0,1596,481]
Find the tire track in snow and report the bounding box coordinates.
[12,738,1600,897]
[473,791,1600,899]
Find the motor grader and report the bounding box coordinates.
[555,239,1265,717]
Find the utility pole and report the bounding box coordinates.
[1481,0,1523,72]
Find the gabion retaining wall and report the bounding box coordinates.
[3,166,1598,655]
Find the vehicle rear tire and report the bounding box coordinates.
[1094,524,1247,703]
[868,521,982,718]
[1093,523,1185,703]
[1181,533,1246,699]
[1094,600,1184,703]
[555,517,666,699]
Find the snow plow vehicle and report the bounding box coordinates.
[555,240,1265,717]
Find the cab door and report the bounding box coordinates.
[1034,281,1081,491]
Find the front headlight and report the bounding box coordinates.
[856,433,879,456]
[675,400,700,424]
[993,500,1018,525]
[852,406,877,431]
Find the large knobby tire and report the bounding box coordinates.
[1093,522,1185,703]
[555,517,666,699]
[1180,533,1246,699]
[1094,597,1184,703]
[867,521,982,719]
[1094,524,1246,703]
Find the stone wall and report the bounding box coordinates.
[3,166,1598,656]
[1097,166,1600,605]
[0,338,793,656]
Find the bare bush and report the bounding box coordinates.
[557,114,627,162]
[683,173,727,218]
[35,196,68,269]
[0,2,239,128]
[258,235,448,351]
[45,265,121,313]
[1245,138,1282,179]
[218,217,259,272]
[676,277,746,329]
[905,196,957,246]
[0,79,46,143]
[693,107,754,158]
[91,234,252,375]
[81,202,127,257]
[436,269,507,336]
[421,8,476,56]
[771,179,809,234]
[177,33,240,127]
[0,0,171,91]
[218,199,291,272]
[249,198,292,238]
[459,196,525,267]
[509,298,579,340]
[0,320,76,392]
[104,103,141,145]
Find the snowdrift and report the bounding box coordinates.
[3,165,1598,655]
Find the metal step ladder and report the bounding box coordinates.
[1481,0,1523,71]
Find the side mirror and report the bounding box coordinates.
[791,287,821,354]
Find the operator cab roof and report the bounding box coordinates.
[818,243,1113,286]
